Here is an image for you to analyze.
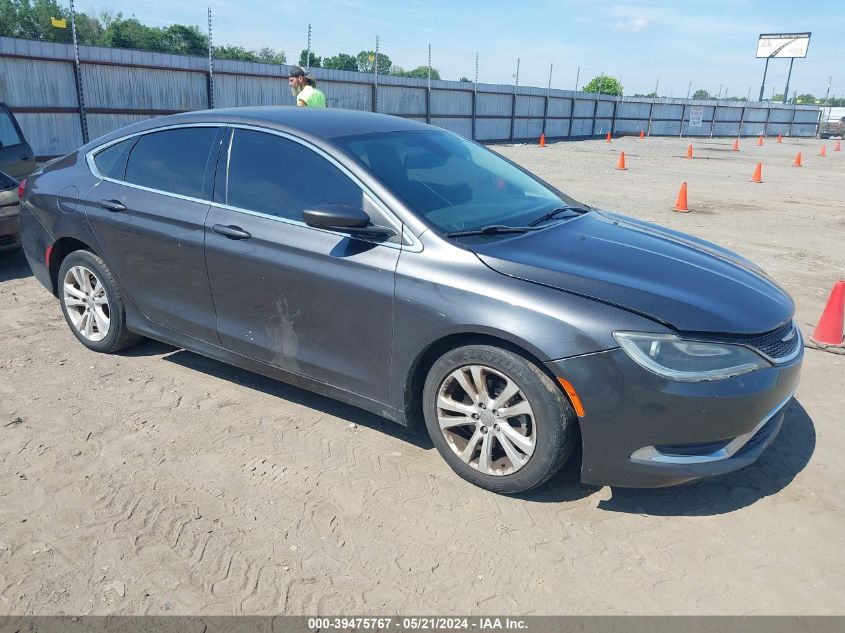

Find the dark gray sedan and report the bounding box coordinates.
[18,107,802,493]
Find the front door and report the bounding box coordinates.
[204,128,401,403]
[84,125,224,342]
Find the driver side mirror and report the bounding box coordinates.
[302,204,397,240]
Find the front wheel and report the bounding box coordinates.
[422,345,578,494]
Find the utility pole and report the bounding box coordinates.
[575,66,580,91]
[686,80,692,99]
[514,58,520,87]
[824,75,832,104]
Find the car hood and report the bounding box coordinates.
[470,211,794,334]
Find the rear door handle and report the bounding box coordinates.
[99,199,126,212]
[212,224,252,240]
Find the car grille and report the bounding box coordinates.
[737,320,801,362]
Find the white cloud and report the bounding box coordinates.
[615,17,650,31]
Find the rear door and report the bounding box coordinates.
[84,125,224,343]
[0,104,36,177]
[204,127,402,402]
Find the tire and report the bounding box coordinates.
[422,344,577,494]
[57,250,142,353]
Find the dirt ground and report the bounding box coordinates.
[1,136,843,616]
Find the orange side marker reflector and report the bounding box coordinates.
[557,377,585,417]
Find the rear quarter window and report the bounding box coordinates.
[92,139,134,180]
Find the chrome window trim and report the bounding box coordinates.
[84,121,422,253]
[629,392,794,465]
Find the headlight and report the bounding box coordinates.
[613,332,770,382]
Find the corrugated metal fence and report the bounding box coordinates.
[0,36,823,158]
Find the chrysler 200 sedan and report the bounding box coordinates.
[18,107,803,493]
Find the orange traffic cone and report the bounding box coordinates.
[539,133,546,148]
[605,132,612,143]
[751,163,763,183]
[820,145,826,157]
[794,152,803,167]
[685,144,693,159]
[616,151,627,170]
[811,280,845,346]
[835,141,841,152]
[639,130,645,139]
[757,135,763,146]
[673,182,689,212]
[732,138,740,151]
[777,134,783,143]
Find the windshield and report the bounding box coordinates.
[333,129,583,233]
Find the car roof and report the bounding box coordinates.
[87,107,433,151]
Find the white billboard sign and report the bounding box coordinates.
[756,33,811,58]
[688,106,703,127]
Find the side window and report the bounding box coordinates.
[92,138,134,180]
[226,129,363,221]
[0,111,23,147]
[125,127,218,199]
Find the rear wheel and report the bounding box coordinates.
[422,344,577,494]
[58,250,142,353]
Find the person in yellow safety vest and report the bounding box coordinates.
[288,67,327,107]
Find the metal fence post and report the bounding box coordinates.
[738,105,746,137]
[763,105,771,136]
[788,103,796,138]
[206,8,214,109]
[610,99,617,137]
[426,43,431,125]
[591,97,599,137]
[679,103,686,138]
[472,52,478,141]
[709,103,716,139]
[69,0,88,143]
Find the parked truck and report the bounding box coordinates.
[819,113,845,139]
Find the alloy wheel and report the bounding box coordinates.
[436,364,536,476]
[62,265,111,342]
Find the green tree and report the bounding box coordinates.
[402,65,440,80]
[256,47,285,64]
[582,74,623,96]
[692,89,711,100]
[795,93,817,104]
[323,52,358,71]
[459,76,471,82]
[356,50,391,74]
[104,17,161,50]
[160,24,207,56]
[214,45,259,62]
[298,49,321,68]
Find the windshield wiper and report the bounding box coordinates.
[528,205,591,227]
[445,224,543,238]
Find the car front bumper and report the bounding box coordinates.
[546,343,803,488]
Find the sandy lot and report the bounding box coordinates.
[0,136,843,615]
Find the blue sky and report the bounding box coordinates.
[72,0,843,98]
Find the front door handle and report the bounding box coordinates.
[212,224,252,240]
[99,199,126,212]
